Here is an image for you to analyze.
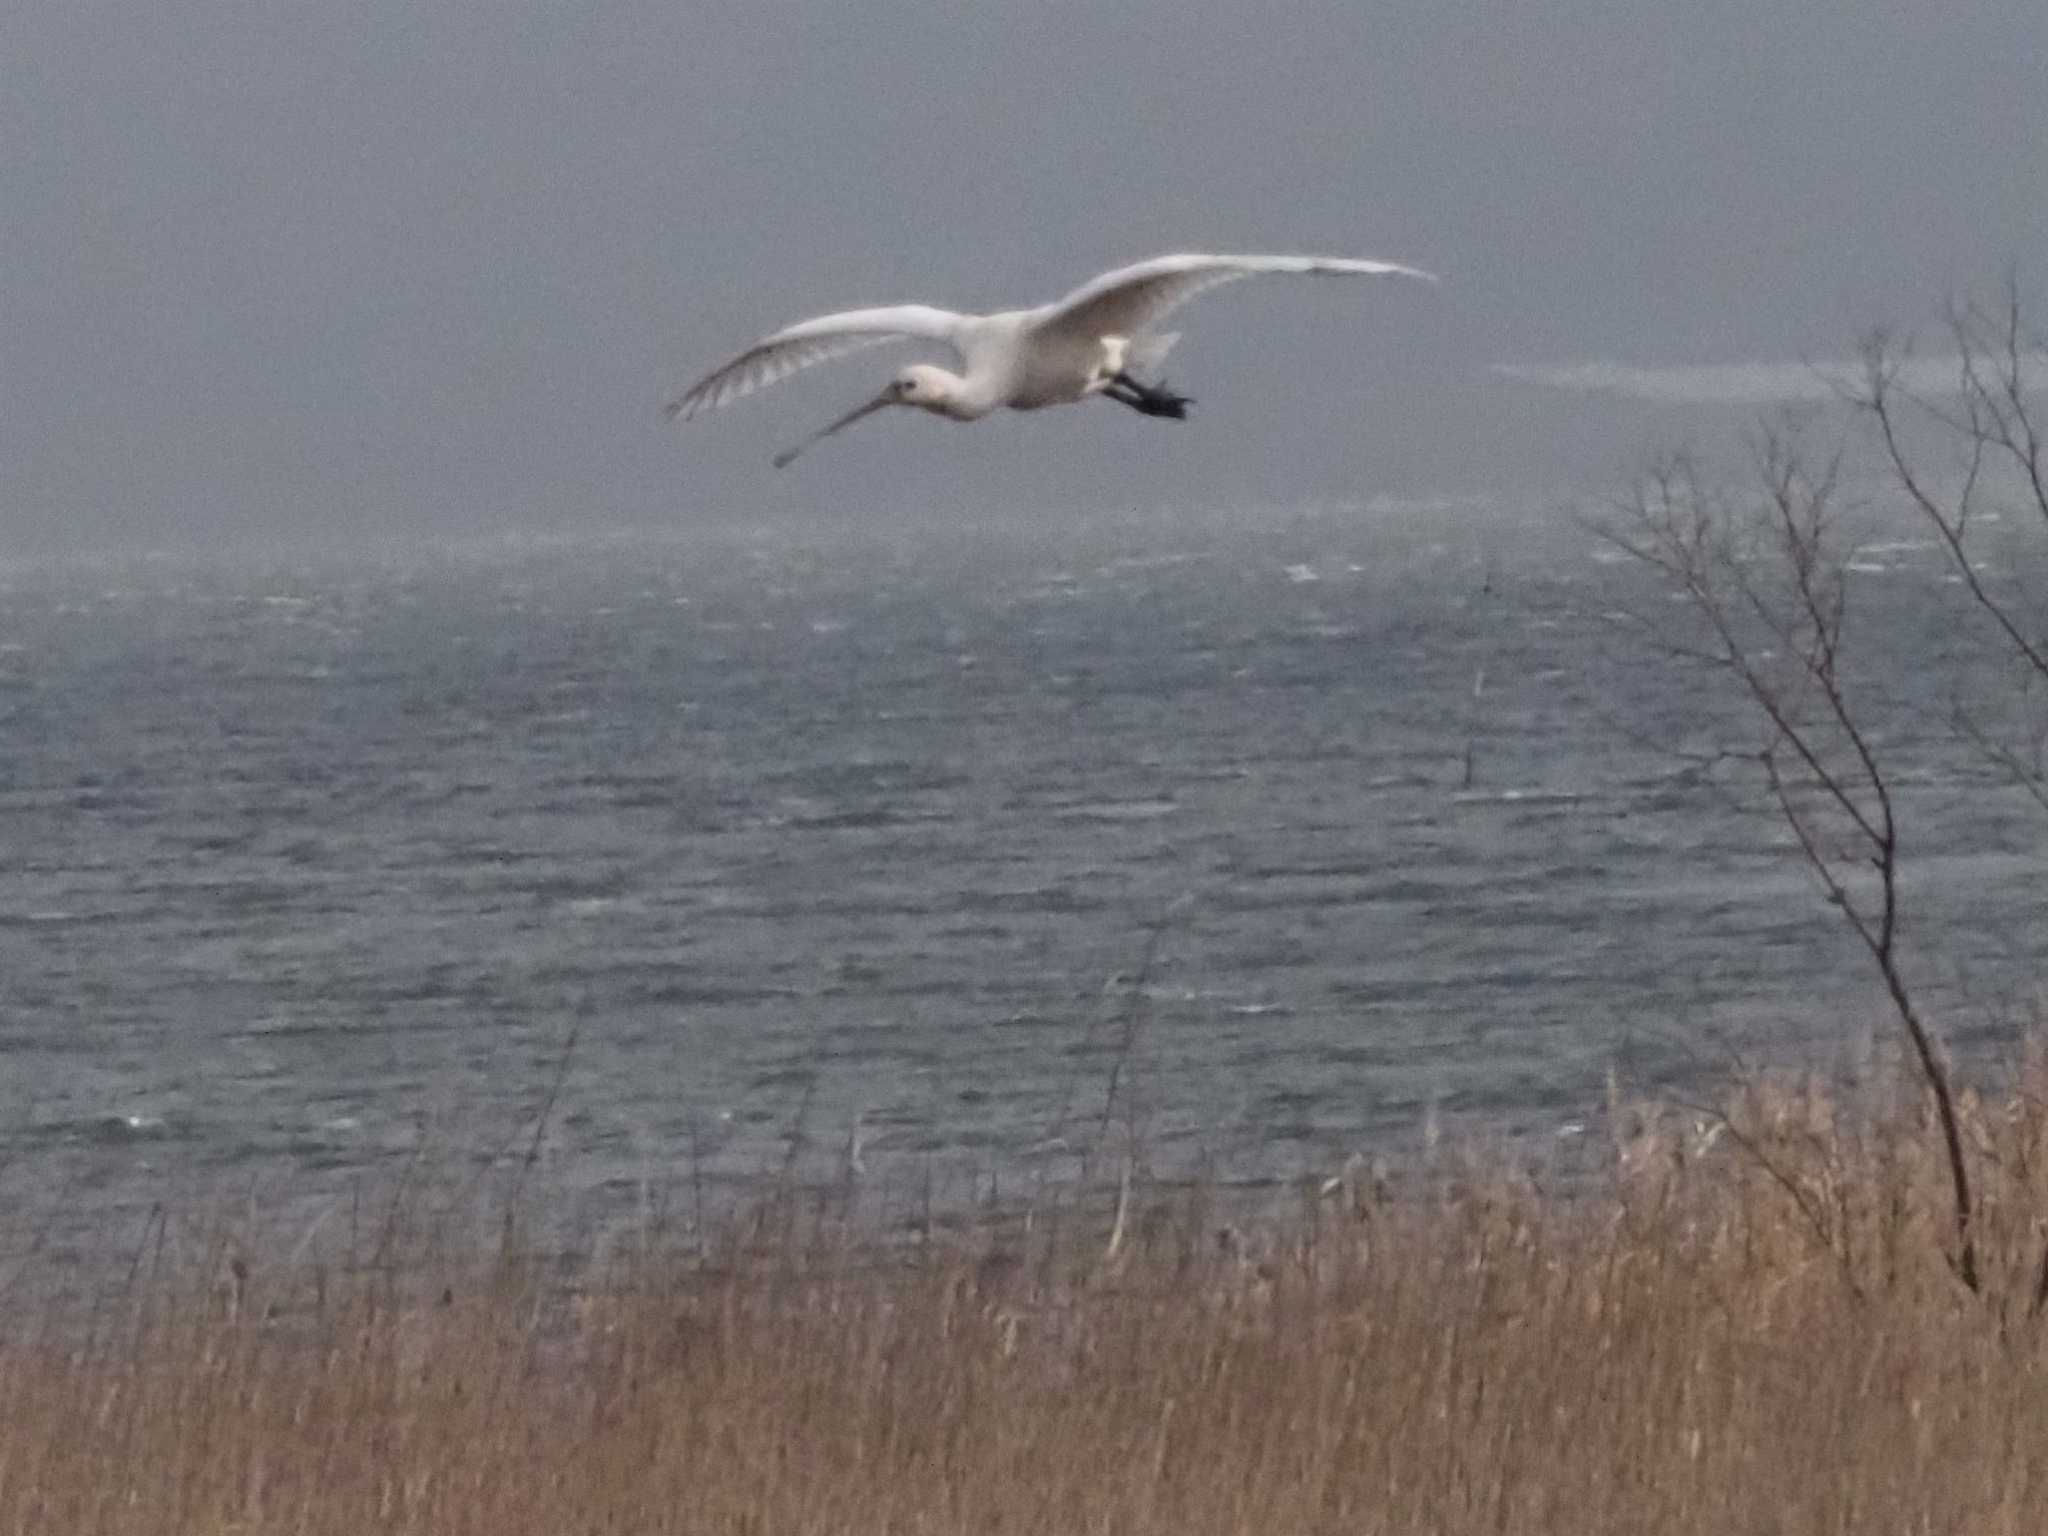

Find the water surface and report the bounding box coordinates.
[2,503,2040,1261]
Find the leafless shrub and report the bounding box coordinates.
[1856,280,2048,809]
[1606,283,2048,1305]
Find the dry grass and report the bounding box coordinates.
[8,1053,2048,1534]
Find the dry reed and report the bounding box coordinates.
[7,1050,2048,1534]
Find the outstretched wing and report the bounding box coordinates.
[666,304,971,422]
[1030,253,1437,347]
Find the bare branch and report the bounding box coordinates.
[1609,395,1986,1295]
[1857,305,2048,684]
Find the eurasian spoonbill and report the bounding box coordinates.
[664,252,1437,467]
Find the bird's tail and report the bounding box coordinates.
[1123,331,1182,375]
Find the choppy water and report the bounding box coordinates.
[2,502,2042,1263]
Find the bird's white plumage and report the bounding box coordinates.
[1027,253,1436,350]
[667,251,1437,463]
[665,304,969,421]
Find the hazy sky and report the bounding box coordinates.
[6,1,2045,556]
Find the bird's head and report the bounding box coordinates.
[773,364,967,467]
[888,364,959,413]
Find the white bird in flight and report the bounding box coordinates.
[665,252,1438,468]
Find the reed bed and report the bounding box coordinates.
[7,1053,2048,1534]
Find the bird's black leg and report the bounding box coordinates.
[1104,371,1193,420]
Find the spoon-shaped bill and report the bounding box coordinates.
[771,389,893,469]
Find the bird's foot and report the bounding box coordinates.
[1106,372,1193,420]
